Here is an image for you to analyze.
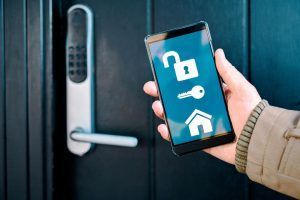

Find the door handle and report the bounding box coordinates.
[71,128,138,147]
[66,5,138,156]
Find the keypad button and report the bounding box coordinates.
[69,62,74,67]
[69,54,74,59]
[68,46,74,52]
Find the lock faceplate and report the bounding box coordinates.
[66,5,138,156]
[67,5,94,155]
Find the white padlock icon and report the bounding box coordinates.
[162,51,198,81]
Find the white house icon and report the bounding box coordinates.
[185,109,213,136]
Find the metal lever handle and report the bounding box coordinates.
[71,128,138,147]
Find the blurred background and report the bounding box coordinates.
[0,0,299,199]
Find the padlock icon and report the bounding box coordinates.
[162,51,198,81]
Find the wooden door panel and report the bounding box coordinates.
[4,0,28,199]
[251,0,300,110]
[56,0,151,199]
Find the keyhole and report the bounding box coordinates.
[184,66,190,74]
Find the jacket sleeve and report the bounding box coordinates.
[246,104,300,198]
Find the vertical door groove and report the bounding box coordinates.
[146,0,156,199]
[0,0,6,198]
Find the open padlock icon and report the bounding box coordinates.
[162,51,198,81]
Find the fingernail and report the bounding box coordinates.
[218,49,225,58]
[157,124,163,134]
[151,102,155,110]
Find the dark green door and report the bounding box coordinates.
[52,0,299,199]
[1,0,299,199]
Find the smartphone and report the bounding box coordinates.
[145,21,235,156]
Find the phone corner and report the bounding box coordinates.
[171,145,182,157]
[144,35,151,43]
[199,20,208,27]
[231,131,237,143]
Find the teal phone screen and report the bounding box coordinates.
[149,30,232,145]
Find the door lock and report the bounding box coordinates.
[66,5,138,156]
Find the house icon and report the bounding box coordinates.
[185,109,213,136]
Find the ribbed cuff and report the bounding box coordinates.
[235,100,269,173]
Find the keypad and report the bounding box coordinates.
[67,8,88,83]
[68,45,87,83]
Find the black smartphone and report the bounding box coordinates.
[145,21,235,156]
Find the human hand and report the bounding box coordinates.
[143,49,261,164]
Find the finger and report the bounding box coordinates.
[152,100,164,120]
[215,49,245,90]
[157,124,170,141]
[143,81,158,97]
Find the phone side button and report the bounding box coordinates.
[210,42,214,55]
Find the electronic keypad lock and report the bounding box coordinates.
[66,5,138,156]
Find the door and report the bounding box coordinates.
[1,0,299,199]
[53,0,297,199]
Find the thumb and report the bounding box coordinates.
[215,49,245,90]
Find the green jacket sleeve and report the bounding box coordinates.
[246,104,300,198]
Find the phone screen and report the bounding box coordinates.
[148,28,233,146]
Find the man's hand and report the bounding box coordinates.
[143,49,261,164]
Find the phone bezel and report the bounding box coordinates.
[145,21,235,156]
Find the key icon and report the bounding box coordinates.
[177,85,205,100]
